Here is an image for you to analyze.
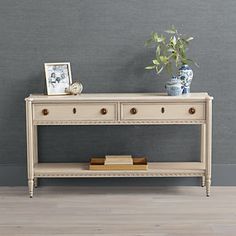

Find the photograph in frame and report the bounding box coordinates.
[44,62,72,95]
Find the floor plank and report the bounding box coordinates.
[0,186,235,235]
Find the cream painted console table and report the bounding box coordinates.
[25,93,213,197]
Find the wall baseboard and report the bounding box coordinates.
[0,164,235,186]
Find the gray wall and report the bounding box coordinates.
[0,0,235,186]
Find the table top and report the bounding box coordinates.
[25,93,213,103]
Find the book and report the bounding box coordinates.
[90,157,148,170]
[104,155,133,165]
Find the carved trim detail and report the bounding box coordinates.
[33,120,205,125]
[35,172,204,177]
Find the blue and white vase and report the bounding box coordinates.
[178,64,193,94]
[165,76,183,96]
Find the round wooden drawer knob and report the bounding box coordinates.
[189,107,196,114]
[42,109,49,116]
[130,107,137,114]
[100,108,108,115]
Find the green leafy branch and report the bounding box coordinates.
[145,25,198,77]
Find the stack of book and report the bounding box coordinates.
[104,155,133,165]
[89,155,148,170]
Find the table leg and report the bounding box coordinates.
[26,100,34,198]
[33,125,38,188]
[200,124,206,187]
[206,99,212,197]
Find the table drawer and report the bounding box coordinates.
[121,103,205,120]
[33,103,117,121]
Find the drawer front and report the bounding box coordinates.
[121,103,205,120]
[33,103,117,121]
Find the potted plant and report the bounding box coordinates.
[145,25,198,95]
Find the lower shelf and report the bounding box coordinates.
[34,162,205,178]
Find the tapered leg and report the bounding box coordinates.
[200,124,206,187]
[33,125,38,188]
[26,100,34,198]
[205,98,213,197]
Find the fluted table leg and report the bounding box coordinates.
[26,100,35,198]
[205,98,212,197]
[200,124,206,187]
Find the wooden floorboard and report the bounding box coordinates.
[0,186,235,235]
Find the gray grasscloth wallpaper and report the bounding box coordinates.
[0,0,235,186]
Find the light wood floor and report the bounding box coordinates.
[0,186,236,236]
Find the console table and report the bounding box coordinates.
[25,93,213,197]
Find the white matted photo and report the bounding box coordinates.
[44,62,72,95]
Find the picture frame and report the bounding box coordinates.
[44,62,72,95]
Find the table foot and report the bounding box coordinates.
[206,178,211,197]
[201,176,206,187]
[34,178,38,188]
[28,179,34,198]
